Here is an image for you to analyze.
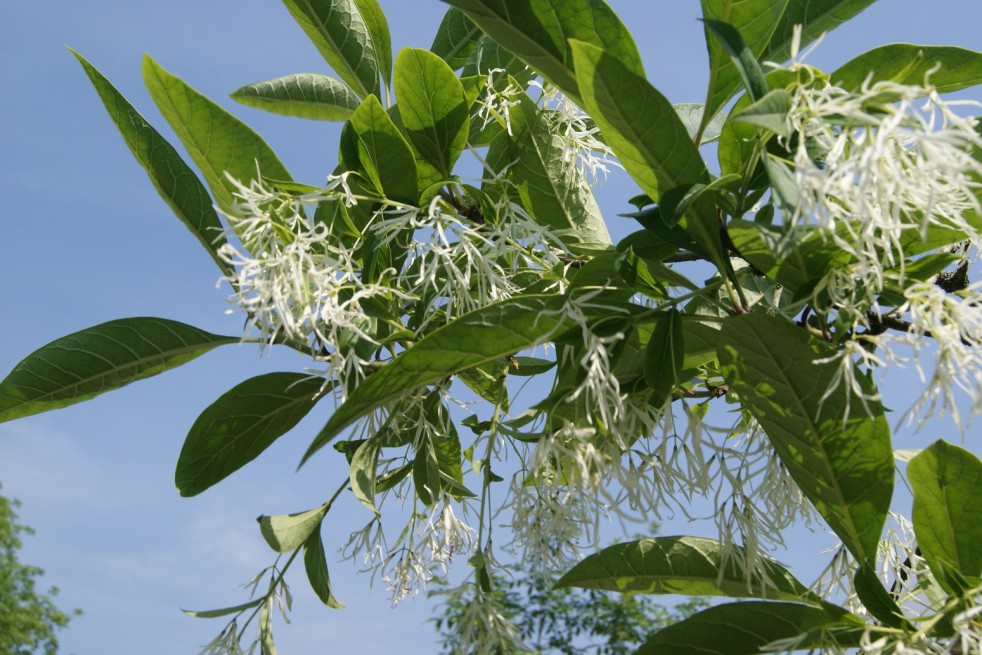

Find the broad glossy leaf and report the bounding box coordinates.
[349,94,418,202]
[0,318,237,423]
[143,56,292,212]
[443,0,644,105]
[258,503,329,552]
[230,73,361,121]
[557,536,817,603]
[832,44,982,94]
[176,373,327,496]
[699,1,787,130]
[909,440,982,584]
[569,41,729,272]
[638,601,864,655]
[350,436,383,514]
[644,310,684,404]
[302,295,634,463]
[394,48,469,177]
[281,0,380,98]
[762,0,878,66]
[303,530,344,608]
[510,95,610,244]
[72,51,231,276]
[718,313,893,563]
[431,7,481,70]
[353,0,392,91]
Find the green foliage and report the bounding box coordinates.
[3,2,982,652]
[0,490,78,655]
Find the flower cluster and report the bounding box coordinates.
[217,173,402,391]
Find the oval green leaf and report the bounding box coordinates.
[349,94,419,203]
[510,94,610,244]
[176,373,328,496]
[644,310,685,404]
[281,0,380,98]
[394,47,469,178]
[832,44,982,94]
[303,530,345,608]
[143,56,293,213]
[557,536,818,603]
[638,601,864,655]
[0,318,237,423]
[258,503,330,553]
[718,313,894,563]
[71,50,231,276]
[230,73,361,121]
[909,440,982,585]
[569,41,729,274]
[444,0,644,106]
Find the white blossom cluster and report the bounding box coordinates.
[778,49,982,429]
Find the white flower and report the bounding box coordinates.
[785,75,982,310]
[882,280,982,431]
[474,68,522,136]
[371,193,568,331]
[217,174,405,391]
[529,80,622,184]
[433,582,526,655]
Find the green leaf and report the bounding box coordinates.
[718,314,894,563]
[699,0,787,131]
[394,48,469,178]
[183,599,263,619]
[0,318,237,423]
[509,357,556,377]
[730,88,791,136]
[832,44,982,94]
[71,50,232,276]
[302,295,632,463]
[353,0,392,92]
[763,153,799,216]
[762,0,878,66]
[413,435,442,506]
[909,440,982,585]
[644,310,685,403]
[430,7,481,70]
[142,56,292,213]
[673,103,728,144]
[350,437,383,514]
[303,530,344,608]
[569,41,729,273]
[443,0,644,106]
[702,17,772,103]
[258,503,329,553]
[176,373,328,496]
[230,73,361,121]
[557,536,817,603]
[854,563,910,629]
[637,601,864,655]
[459,363,509,409]
[349,94,419,203]
[509,94,610,244]
[281,0,380,98]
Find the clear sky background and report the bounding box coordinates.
[1,1,980,653]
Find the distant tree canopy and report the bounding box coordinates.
[0,489,78,655]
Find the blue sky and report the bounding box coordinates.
[1,1,980,653]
